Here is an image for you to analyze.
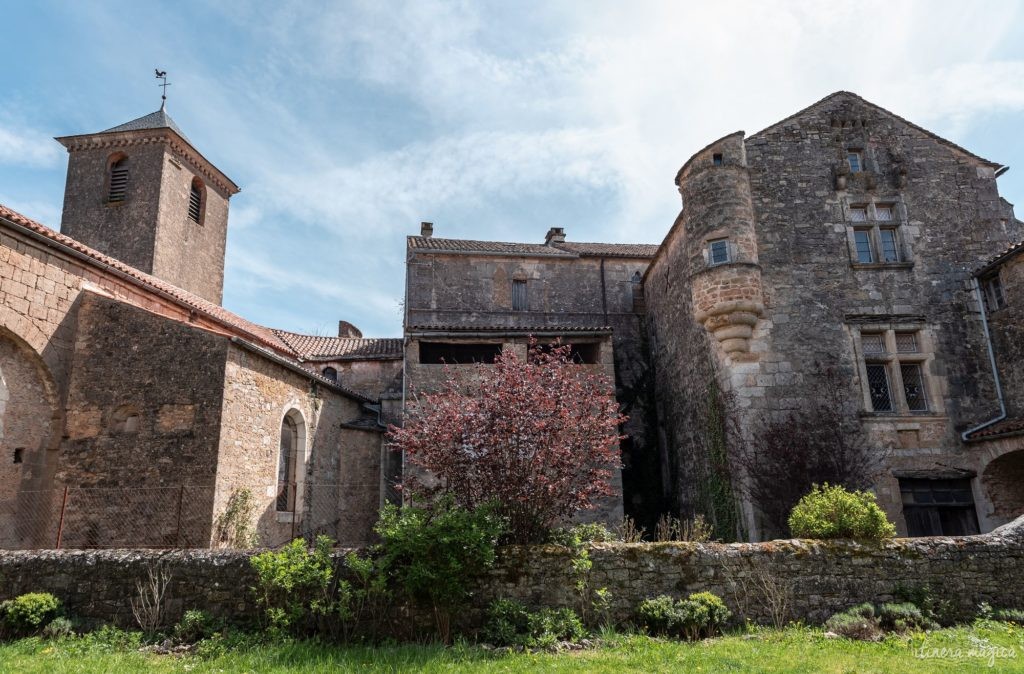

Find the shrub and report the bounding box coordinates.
[41,616,74,640]
[825,609,882,641]
[375,498,504,642]
[895,583,955,626]
[212,488,259,549]
[482,599,586,650]
[250,535,345,636]
[0,592,61,636]
[388,341,625,544]
[636,592,730,640]
[548,522,616,546]
[174,609,223,643]
[995,608,1024,624]
[878,602,937,632]
[788,484,896,540]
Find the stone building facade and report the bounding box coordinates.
[0,107,399,550]
[1,90,1022,550]
[399,92,1024,540]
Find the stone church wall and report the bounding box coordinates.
[54,292,228,548]
[2,517,1021,630]
[216,345,381,547]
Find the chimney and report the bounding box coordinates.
[338,320,363,339]
[420,221,434,238]
[544,227,566,245]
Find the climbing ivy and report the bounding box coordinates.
[696,378,744,542]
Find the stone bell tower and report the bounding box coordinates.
[55,107,240,304]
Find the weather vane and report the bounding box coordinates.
[155,69,170,110]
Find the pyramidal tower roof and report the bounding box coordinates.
[101,108,191,144]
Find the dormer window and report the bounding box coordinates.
[322,366,338,382]
[107,154,129,203]
[188,178,205,224]
[847,150,863,173]
[707,238,730,266]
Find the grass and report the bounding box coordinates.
[2,622,1023,673]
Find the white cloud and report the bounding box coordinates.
[0,122,63,169]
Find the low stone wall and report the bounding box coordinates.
[2,517,1022,629]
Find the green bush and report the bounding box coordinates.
[548,522,616,547]
[482,598,586,649]
[250,535,347,636]
[995,608,1024,624]
[878,602,937,632]
[825,608,882,641]
[374,498,504,642]
[41,616,75,640]
[787,484,896,540]
[173,609,223,643]
[0,592,61,636]
[636,592,731,640]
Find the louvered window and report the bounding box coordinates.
[108,159,129,202]
[188,182,203,223]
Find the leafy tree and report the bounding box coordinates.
[389,341,625,543]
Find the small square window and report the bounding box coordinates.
[707,239,730,266]
[847,151,863,173]
[875,204,894,221]
[849,207,868,222]
[895,332,919,353]
[861,333,886,354]
[712,153,723,166]
[854,230,874,263]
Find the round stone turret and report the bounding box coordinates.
[675,132,764,359]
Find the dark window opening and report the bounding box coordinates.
[188,181,203,223]
[983,274,1007,311]
[277,415,298,512]
[108,158,129,202]
[529,341,600,365]
[712,153,723,166]
[322,366,338,382]
[900,478,979,537]
[865,363,893,412]
[13,448,23,464]
[419,342,502,364]
[512,280,527,311]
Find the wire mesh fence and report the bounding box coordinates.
[0,481,385,551]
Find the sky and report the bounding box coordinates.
[2,1,1023,337]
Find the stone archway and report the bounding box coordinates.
[0,329,60,548]
[981,449,1024,528]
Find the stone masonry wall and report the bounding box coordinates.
[987,253,1024,417]
[2,517,1021,630]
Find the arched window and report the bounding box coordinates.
[276,415,299,512]
[188,177,205,224]
[322,366,337,382]
[107,153,129,203]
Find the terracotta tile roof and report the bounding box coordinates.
[966,417,1024,441]
[749,91,1001,168]
[408,236,575,257]
[408,236,659,259]
[552,242,659,258]
[408,323,612,334]
[271,330,403,361]
[976,239,1024,274]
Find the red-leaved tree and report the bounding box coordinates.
[388,342,626,543]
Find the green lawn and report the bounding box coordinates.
[2,623,1022,673]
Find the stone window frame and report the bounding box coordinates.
[704,237,732,267]
[982,271,1007,312]
[846,149,864,173]
[275,407,308,522]
[853,325,943,417]
[844,199,913,269]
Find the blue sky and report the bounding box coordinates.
[2,1,1023,337]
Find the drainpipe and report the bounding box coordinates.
[961,278,1006,440]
